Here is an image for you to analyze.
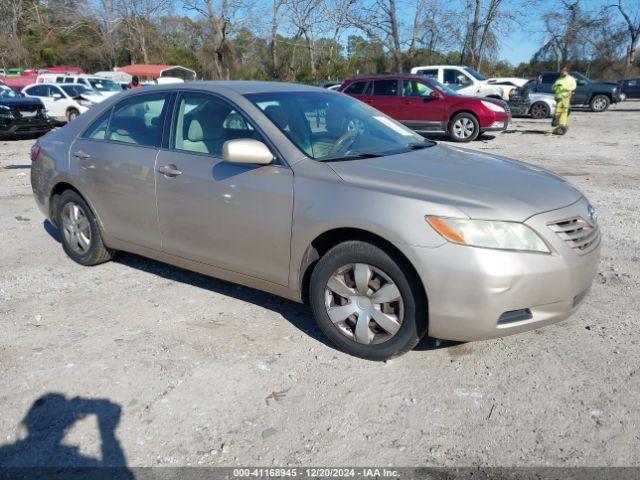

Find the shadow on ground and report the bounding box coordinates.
[0,393,133,479]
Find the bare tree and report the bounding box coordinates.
[346,0,403,71]
[534,1,595,69]
[270,0,286,77]
[610,0,640,66]
[116,0,172,63]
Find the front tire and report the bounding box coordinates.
[57,190,114,266]
[66,108,80,122]
[448,112,480,142]
[589,95,610,112]
[530,102,550,119]
[309,241,427,360]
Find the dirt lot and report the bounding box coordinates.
[1,101,639,468]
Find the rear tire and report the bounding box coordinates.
[309,241,427,361]
[56,190,114,266]
[448,113,480,142]
[530,102,550,119]
[589,95,609,112]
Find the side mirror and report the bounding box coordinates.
[577,80,587,86]
[424,91,441,101]
[222,139,274,165]
[52,93,63,100]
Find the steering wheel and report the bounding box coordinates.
[329,129,358,156]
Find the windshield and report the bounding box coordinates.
[245,91,428,160]
[61,85,91,97]
[464,67,486,81]
[88,78,121,92]
[0,86,19,99]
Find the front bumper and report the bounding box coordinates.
[0,117,53,137]
[480,111,510,132]
[411,197,600,341]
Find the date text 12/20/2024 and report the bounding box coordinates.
[233,468,400,478]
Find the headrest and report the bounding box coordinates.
[187,119,204,141]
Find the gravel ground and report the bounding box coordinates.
[0,101,639,468]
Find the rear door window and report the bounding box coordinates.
[541,73,559,84]
[82,109,113,140]
[107,93,169,147]
[373,80,398,96]
[417,68,438,80]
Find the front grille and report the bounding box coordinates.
[547,216,599,254]
[12,105,44,118]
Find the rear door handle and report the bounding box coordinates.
[73,150,90,159]
[158,164,182,177]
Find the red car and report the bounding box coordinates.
[339,74,510,142]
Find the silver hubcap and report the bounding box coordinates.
[324,263,404,345]
[61,202,91,254]
[531,104,547,118]
[453,118,475,139]
[593,98,606,110]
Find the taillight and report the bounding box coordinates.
[31,144,42,163]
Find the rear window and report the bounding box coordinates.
[541,73,559,84]
[373,80,398,96]
[417,69,438,80]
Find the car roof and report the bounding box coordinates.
[344,74,430,82]
[113,80,326,95]
[411,65,466,69]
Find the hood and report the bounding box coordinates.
[0,96,43,107]
[327,144,582,222]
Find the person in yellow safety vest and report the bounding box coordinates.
[551,67,576,135]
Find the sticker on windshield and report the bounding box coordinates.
[373,116,414,136]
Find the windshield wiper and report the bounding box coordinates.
[405,141,435,150]
[319,152,384,162]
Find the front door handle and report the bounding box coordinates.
[73,150,90,159]
[158,164,182,177]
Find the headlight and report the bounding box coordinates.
[0,105,13,117]
[77,99,94,107]
[481,100,505,112]
[426,216,550,253]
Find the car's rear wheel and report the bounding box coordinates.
[448,113,480,142]
[589,95,610,112]
[530,102,550,119]
[309,241,427,360]
[57,190,114,266]
[66,108,80,122]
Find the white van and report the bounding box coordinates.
[409,65,509,99]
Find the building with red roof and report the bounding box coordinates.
[117,64,196,82]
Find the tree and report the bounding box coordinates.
[610,1,640,67]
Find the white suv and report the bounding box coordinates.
[22,83,95,123]
[36,74,122,101]
[410,65,508,99]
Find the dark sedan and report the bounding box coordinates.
[0,86,53,138]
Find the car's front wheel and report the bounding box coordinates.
[448,113,480,142]
[56,190,114,266]
[589,95,610,112]
[309,241,427,360]
[67,108,80,122]
[530,102,550,119]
